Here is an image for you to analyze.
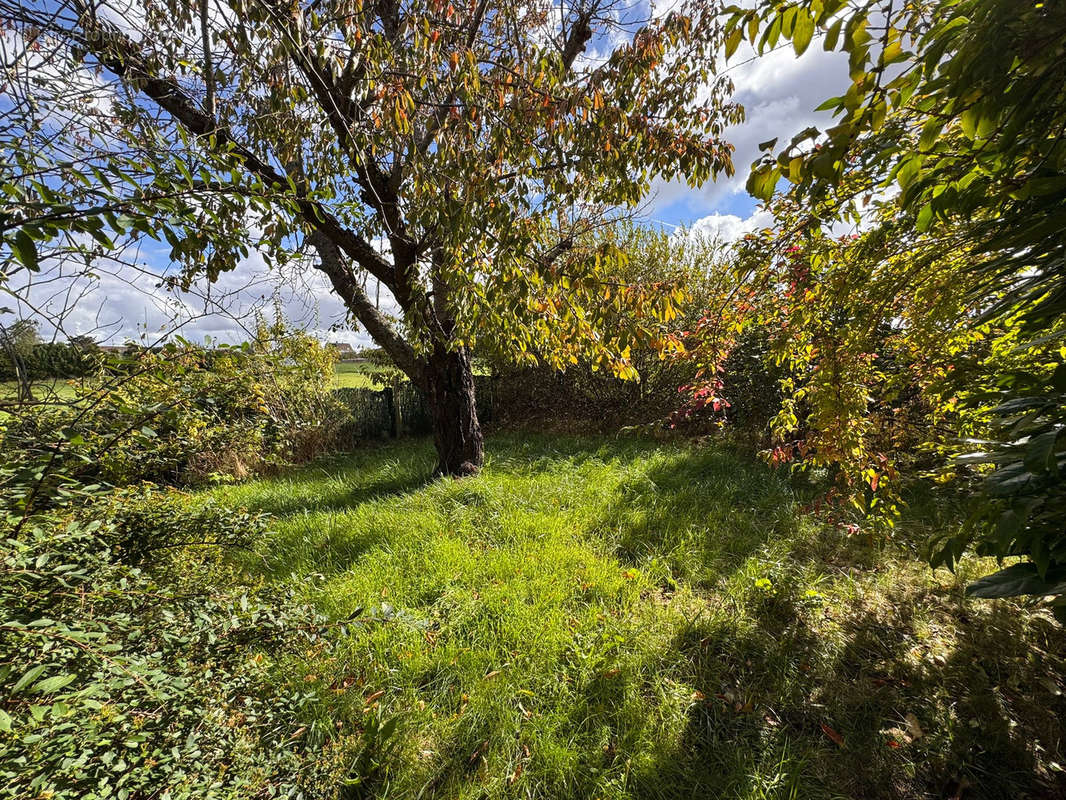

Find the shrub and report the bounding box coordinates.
[718,326,783,436]
[0,331,102,382]
[0,321,342,507]
[486,224,730,430]
[0,491,355,800]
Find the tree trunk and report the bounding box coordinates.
[423,344,483,477]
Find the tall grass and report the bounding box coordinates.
[203,433,1066,800]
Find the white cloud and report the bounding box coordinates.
[687,208,774,243]
[648,38,851,220]
[5,241,398,350]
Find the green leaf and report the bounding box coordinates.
[918,118,944,151]
[11,665,46,693]
[810,152,836,180]
[915,203,934,231]
[967,563,1066,599]
[725,25,743,59]
[1024,429,1060,474]
[32,674,76,695]
[746,164,780,201]
[378,714,400,741]
[823,19,843,51]
[1052,363,1066,393]
[896,156,922,189]
[793,10,815,56]
[11,230,39,271]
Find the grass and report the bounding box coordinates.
[202,433,1066,800]
[0,378,81,400]
[331,361,491,390]
[2,363,380,397]
[333,361,391,390]
[0,378,82,421]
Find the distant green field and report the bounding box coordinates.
[3,364,383,399]
[0,378,81,401]
[332,360,391,389]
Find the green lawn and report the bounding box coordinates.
[202,433,1066,800]
[0,378,81,400]
[3,364,379,395]
[0,378,82,421]
[333,361,390,389]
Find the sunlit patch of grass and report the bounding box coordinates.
[332,362,390,389]
[0,377,81,400]
[201,433,1066,800]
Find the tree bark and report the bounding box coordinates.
[309,231,482,478]
[423,344,483,477]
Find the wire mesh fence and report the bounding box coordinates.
[333,375,497,440]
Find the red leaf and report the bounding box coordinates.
[820,723,844,747]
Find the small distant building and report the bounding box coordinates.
[330,342,357,360]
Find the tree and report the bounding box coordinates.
[722,0,1066,605]
[1,0,741,475]
[0,319,39,401]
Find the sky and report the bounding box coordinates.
[10,2,852,349]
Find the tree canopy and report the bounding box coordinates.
[1,0,742,472]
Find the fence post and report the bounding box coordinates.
[383,386,397,438]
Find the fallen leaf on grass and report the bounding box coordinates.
[820,723,845,747]
[467,739,489,766]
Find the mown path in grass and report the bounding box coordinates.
[205,433,1066,800]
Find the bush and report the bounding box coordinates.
[718,326,783,436]
[486,224,731,431]
[493,353,701,431]
[0,334,101,382]
[0,321,342,506]
[0,320,390,798]
[0,490,356,800]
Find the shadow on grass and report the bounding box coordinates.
[221,433,1066,799]
[588,441,800,587]
[234,442,437,518]
[627,579,1066,800]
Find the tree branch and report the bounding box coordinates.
[307,230,424,385]
[70,3,400,294]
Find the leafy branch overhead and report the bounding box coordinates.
[2,0,742,474]
[4,0,739,373]
[724,0,1066,606]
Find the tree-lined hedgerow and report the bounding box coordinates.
[2,320,341,511]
